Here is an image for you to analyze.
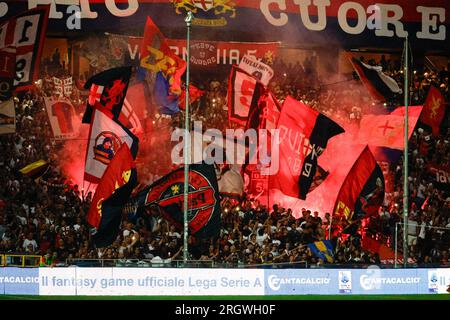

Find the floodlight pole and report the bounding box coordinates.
[402,35,409,268]
[183,11,193,264]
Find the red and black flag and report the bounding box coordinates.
[349,56,401,102]
[131,163,221,239]
[420,86,447,136]
[179,84,206,110]
[87,144,137,248]
[333,146,385,231]
[271,96,344,200]
[82,66,132,124]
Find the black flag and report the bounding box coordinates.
[82,66,132,123]
[131,163,221,239]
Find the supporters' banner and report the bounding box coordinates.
[2,2,448,51]
[108,33,279,67]
[132,163,221,238]
[82,66,132,124]
[87,144,137,248]
[140,17,186,95]
[228,66,257,125]
[84,109,139,183]
[0,6,49,90]
[179,84,206,110]
[272,96,344,200]
[153,71,180,115]
[428,163,449,191]
[19,159,49,180]
[0,99,15,135]
[421,86,446,136]
[171,40,279,66]
[238,54,274,86]
[52,76,73,97]
[349,57,402,102]
[357,106,423,150]
[333,146,385,225]
[44,97,80,140]
[0,48,16,101]
[307,240,334,263]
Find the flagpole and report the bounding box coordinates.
[402,35,409,268]
[183,11,193,264]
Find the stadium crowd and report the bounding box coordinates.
[0,52,449,268]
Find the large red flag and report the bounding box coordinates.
[333,146,385,228]
[88,144,137,247]
[357,106,423,150]
[140,17,186,95]
[87,144,135,229]
[420,86,446,136]
[271,96,344,200]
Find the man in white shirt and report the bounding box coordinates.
[22,233,38,252]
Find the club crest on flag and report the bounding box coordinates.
[88,84,104,106]
[93,131,122,165]
[144,169,218,234]
[102,79,127,110]
[172,0,236,27]
[429,95,442,119]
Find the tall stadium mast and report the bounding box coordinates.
[402,35,409,268]
[183,11,193,264]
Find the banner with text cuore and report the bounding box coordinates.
[1,1,448,50]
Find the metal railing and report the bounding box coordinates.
[0,254,42,267]
[0,254,448,268]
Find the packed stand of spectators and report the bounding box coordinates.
[0,51,449,267]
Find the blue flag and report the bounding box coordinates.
[307,240,334,263]
[153,71,180,115]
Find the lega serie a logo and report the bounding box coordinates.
[172,0,236,27]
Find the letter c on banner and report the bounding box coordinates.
[105,0,139,17]
[260,0,288,26]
